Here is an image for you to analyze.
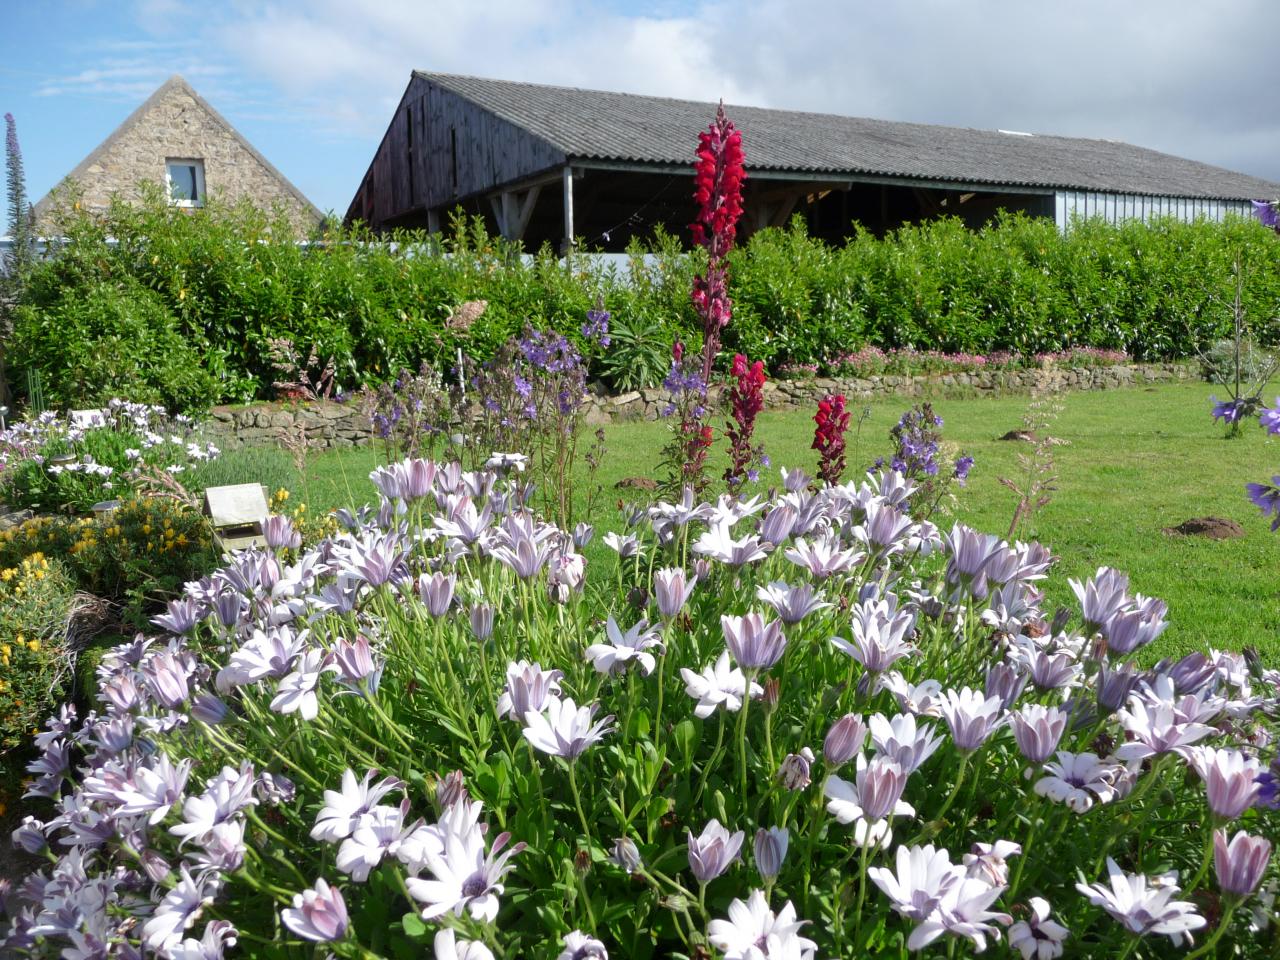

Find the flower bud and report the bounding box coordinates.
[418,571,456,617]
[754,826,789,879]
[762,677,781,712]
[469,603,494,640]
[610,837,642,874]
[777,748,814,791]
[760,504,797,546]
[435,770,468,811]
[823,713,867,766]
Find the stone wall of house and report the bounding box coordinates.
[198,362,1196,450]
[36,79,318,234]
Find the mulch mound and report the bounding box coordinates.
[1162,516,1246,540]
[615,477,658,491]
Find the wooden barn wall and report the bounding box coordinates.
[349,77,568,228]
[1053,191,1254,229]
[417,80,566,210]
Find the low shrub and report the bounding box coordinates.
[0,554,79,752]
[4,456,1275,958]
[0,496,216,630]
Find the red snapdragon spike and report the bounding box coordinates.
[690,102,746,383]
[813,393,850,486]
[725,355,768,487]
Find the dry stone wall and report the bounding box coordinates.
[199,362,1196,449]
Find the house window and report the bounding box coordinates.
[166,159,205,207]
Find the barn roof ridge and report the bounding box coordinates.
[415,71,1280,201]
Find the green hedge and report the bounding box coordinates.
[10,193,1279,411]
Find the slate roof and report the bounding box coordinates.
[418,72,1280,201]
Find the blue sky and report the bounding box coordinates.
[3,0,1279,218]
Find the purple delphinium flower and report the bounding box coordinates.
[1247,476,1280,531]
[1259,398,1280,435]
[582,307,611,347]
[688,819,745,884]
[1210,395,1246,425]
[953,454,975,486]
[1252,199,1280,232]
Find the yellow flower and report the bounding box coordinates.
[1,645,10,657]
[175,533,188,546]
[27,639,39,652]
[276,488,290,501]
[143,524,152,535]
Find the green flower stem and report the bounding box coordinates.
[364,691,417,754]
[1007,807,1040,900]
[567,759,593,849]
[654,628,669,737]
[694,712,728,808]
[852,835,878,930]
[1184,900,1240,960]
[932,752,970,828]
[1184,823,1218,894]
[736,670,756,802]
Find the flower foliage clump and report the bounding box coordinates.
[3,455,1278,959]
[0,400,219,514]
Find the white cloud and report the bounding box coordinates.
[28,0,1280,211]
[190,0,1280,182]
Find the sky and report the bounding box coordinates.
[2,0,1279,218]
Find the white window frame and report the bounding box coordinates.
[165,158,206,208]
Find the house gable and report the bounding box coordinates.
[34,75,323,233]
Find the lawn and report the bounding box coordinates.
[251,380,1278,662]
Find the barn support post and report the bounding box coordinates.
[427,209,441,234]
[562,165,575,254]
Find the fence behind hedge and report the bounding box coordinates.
[7,196,1279,411]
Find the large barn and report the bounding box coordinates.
[346,72,1280,250]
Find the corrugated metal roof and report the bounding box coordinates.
[417,72,1280,201]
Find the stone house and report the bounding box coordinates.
[33,75,323,234]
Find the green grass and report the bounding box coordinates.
[246,381,1278,663]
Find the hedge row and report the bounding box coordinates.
[8,194,1279,411]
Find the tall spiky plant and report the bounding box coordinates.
[4,112,33,280]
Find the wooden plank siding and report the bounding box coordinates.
[346,75,567,229]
